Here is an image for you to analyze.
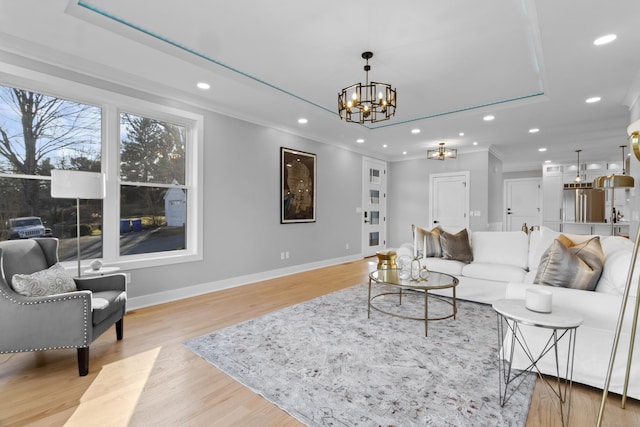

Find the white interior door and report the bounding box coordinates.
[429,172,469,230]
[504,178,542,231]
[362,157,387,257]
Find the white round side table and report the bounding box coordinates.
[492,299,583,427]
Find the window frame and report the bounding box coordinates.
[0,71,204,271]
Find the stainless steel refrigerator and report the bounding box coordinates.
[563,186,606,223]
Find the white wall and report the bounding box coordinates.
[488,151,503,225]
[387,151,492,248]
[128,111,364,300]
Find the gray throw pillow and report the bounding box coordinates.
[413,224,442,257]
[11,263,77,297]
[440,229,473,264]
[534,236,604,291]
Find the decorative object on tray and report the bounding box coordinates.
[90,259,103,271]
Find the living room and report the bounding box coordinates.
[1,1,640,426]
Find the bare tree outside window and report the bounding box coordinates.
[0,85,102,260]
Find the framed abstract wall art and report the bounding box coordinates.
[281,147,316,223]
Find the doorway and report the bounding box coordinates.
[504,178,542,231]
[362,157,387,257]
[429,172,470,231]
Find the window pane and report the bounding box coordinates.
[120,185,186,256]
[120,113,186,185]
[0,177,102,261]
[0,85,103,264]
[369,190,380,204]
[369,168,381,184]
[368,232,379,247]
[0,86,102,175]
[370,211,380,225]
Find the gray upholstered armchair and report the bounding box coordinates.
[0,238,126,376]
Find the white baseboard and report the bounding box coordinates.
[127,253,363,311]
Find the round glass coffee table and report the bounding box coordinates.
[368,269,458,336]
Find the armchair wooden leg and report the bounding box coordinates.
[77,347,89,376]
[116,318,123,341]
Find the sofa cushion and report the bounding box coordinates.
[535,237,604,291]
[11,262,77,297]
[440,229,473,263]
[529,226,599,270]
[462,262,527,283]
[423,258,466,276]
[600,235,634,257]
[596,250,639,297]
[471,231,528,269]
[91,290,127,325]
[412,224,442,258]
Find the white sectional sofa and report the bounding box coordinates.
[396,226,640,399]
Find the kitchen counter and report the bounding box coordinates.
[561,221,629,236]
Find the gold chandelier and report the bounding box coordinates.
[427,142,457,160]
[338,52,396,123]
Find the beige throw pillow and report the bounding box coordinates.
[413,225,442,258]
[534,236,604,291]
[440,229,473,264]
[11,263,77,297]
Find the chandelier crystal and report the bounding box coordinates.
[338,52,396,123]
[427,142,457,160]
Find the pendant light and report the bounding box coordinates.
[574,150,582,182]
[593,145,635,189]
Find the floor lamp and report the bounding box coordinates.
[596,128,640,426]
[51,170,106,277]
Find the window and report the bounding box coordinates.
[119,113,187,256]
[0,86,103,261]
[0,80,202,270]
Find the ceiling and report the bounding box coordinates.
[1,0,639,171]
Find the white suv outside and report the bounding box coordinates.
[6,216,52,239]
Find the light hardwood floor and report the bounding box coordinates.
[1,258,638,426]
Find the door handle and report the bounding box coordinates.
[433,220,439,224]
[507,208,512,215]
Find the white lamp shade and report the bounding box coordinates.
[51,170,106,199]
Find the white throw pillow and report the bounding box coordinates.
[11,263,77,297]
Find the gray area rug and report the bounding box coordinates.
[184,284,535,426]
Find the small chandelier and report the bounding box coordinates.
[427,142,457,160]
[338,51,396,123]
[574,149,582,182]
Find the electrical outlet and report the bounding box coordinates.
[280,251,285,260]
[285,251,290,259]
[346,243,349,250]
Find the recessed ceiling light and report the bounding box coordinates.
[297,118,308,124]
[538,148,547,152]
[459,132,464,136]
[196,82,210,90]
[473,141,478,146]
[594,34,617,46]
[483,115,495,121]
[356,139,364,144]
[586,96,601,103]
[402,151,407,155]
[383,144,388,148]
[411,129,421,134]
[545,160,552,163]
[529,128,540,133]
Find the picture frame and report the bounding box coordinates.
[281,147,316,223]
